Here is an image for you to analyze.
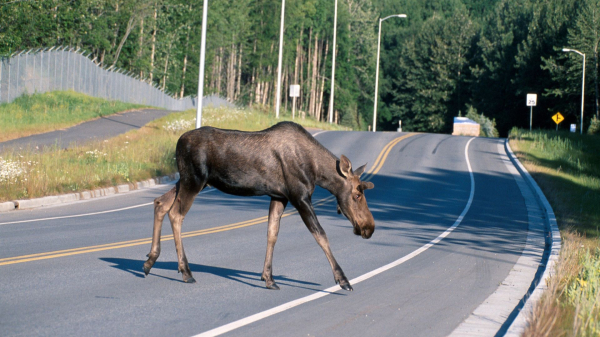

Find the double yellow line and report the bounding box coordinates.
[364,133,415,179]
[1,134,414,267]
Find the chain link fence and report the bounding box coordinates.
[0,46,197,110]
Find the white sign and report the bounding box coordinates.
[526,94,537,107]
[290,84,300,97]
[570,124,577,133]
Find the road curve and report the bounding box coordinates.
[0,131,541,336]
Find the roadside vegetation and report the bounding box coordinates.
[0,93,347,202]
[509,129,600,336]
[0,91,147,142]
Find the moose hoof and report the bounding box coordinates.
[183,276,196,284]
[143,264,151,276]
[339,281,353,291]
[266,283,280,290]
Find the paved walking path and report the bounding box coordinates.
[0,95,235,153]
[0,109,174,152]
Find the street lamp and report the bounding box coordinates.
[373,14,407,132]
[275,0,286,119]
[328,0,338,124]
[196,0,209,128]
[562,48,585,135]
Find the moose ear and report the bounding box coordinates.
[353,164,367,177]
[360,181,375,190]
[338,155,352,178]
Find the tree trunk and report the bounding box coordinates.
[293,35,300,116]
[299,24,305,117]
[180,53,188,98]
[594,42,599,119]
[236,44,242,101]
[150,4,158,82]
[305,27,312,115]
[179,27,191,98]
[217,47,223,95]
[112,15,136,67]
[138,18,144,78]
[317,39,329,121]
[250,67,256,106]
[227,42,236,101]
[309,33,319,118]
[284,66,288,113]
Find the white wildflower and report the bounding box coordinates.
[163,119,194,133]
[0,157,24,184]
[85,150,107,160]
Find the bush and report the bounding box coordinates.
[588,116,600,135]
[465,105,499,137]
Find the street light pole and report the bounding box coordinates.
[196,0,209,129]
[275,0,286,119]
[328,0,338,124]
[373,14,406,132]
[563,48,586,135]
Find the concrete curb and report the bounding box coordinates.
[2,173,180,212]
[0,201,16,212]
[504,140,561,336]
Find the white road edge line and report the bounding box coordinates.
[192,137,476,337]
[311,130,329,138]
[0,188,217,226]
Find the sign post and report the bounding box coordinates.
[552,112,564,131]
[289,84,300,119]
[526,94,537,131]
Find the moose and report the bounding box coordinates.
[143,121,375,291]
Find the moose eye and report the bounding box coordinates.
[354,194,361,200]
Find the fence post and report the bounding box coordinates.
[6,56,10,102]
[78,52,82,93]
[16,53,20,101]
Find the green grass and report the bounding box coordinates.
[0,91,147,142]
[0,101,349,202]
[509,128,600,237]
[509,128,600,337]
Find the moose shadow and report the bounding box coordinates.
[99,257,334,293]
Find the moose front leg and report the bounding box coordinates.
[295,197,353,291]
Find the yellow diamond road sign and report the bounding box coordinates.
[552,112,564,125]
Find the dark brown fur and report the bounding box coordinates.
[143,121,374,291]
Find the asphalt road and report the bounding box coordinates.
[0,131,537,336]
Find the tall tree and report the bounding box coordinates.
[389,7,476,132]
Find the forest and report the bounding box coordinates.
[1,0,599,136]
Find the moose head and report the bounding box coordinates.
[336,155,375,239]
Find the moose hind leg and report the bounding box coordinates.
[143,186,177,276]
[261,198,288,290]
[168,185,201,283]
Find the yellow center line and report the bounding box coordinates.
[1,134,415,266]
[365,133,415,179]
